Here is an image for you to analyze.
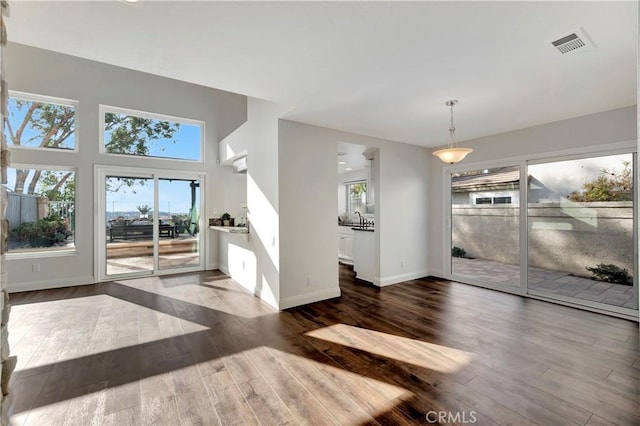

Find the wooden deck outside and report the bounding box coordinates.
[106,237,197,259]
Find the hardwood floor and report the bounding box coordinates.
[7,265,639,425]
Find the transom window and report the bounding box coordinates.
[5,92,76,151]
[101,106,203,161]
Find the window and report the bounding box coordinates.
[101,106,203,161]
[6,167,76,253]
[493,196,512,204]
[346,181,367,213]
[474,196,512,205]
[5,92,76,150]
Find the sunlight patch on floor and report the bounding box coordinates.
[306,324,473,373]
[237,346,413,423]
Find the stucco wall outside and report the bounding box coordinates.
[452,202,634,277]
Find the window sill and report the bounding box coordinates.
[6,249,78,260]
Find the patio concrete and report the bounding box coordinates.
[452,257,636,310]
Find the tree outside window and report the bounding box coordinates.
[347,181,367,213]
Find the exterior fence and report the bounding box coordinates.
[6,193,74,230]
[452,201,633,277]
[49,200,75,231]
[6,193,40,230]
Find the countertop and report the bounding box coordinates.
[210,226,249,234]
[351,226,374,232]
[339,221,374,232]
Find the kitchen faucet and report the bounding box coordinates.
[355,211,363,225]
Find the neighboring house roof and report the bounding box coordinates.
[452,166,524,192]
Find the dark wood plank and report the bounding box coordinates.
[6,266,639,425]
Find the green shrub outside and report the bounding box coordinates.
[452,246,466,258]
[586,263,633,285]
[10,215,71,248]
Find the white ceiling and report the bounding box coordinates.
[7,1,638,147]
[337,142,370,174]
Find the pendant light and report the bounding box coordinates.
[432,100,473,164]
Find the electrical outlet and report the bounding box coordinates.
[307,276,313,286]
[400,260,404,268]
[32,263,40,272]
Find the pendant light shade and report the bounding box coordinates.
[432,147,473,164]
[432,100,473,164]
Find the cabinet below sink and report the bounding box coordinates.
[353,228,377,284]
[338,226,354,265]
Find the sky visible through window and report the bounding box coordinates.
[6,98,75,149]
[105,177,200,221]
[103,112,201,161]
[530,153,632,199]
[5,98,204,222]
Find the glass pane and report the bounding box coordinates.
[451,166,520,290]
[105,176,154,276]
[5,168,75,253]
[348,181,367,213]
[104,111,202,161]
[527,153,636,310]
[158,178,200,270]
[5,97,75,150]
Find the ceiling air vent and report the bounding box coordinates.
[551,28,595,55]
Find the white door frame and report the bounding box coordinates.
[95,165,206,281]
[442,140,638,319]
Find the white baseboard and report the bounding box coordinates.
[8,275,96,293]
[378,269,430,287]
[355,273,380,286]
[206,262,219,271]
[429,268,443,279]
[279,287,341,310]
[216,264,279,310]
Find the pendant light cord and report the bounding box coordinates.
[448,101,457,147]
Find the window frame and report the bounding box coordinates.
[99,105,205,163]
[5,164,79,258]
[6,91,79,153]
[443,140,638,320]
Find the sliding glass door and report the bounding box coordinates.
[527,153,637,311]
[105,174,155,276]
[158,178,200,270]
[450,165,521,291]
[448,150,638,316]
[97,167,204,280]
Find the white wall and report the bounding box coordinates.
[428,105,638,277]
[5,43,246,291]
[278,120,430,308]
[6,43,431,309]
[216,98,291,309]
[377,142,430,284]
